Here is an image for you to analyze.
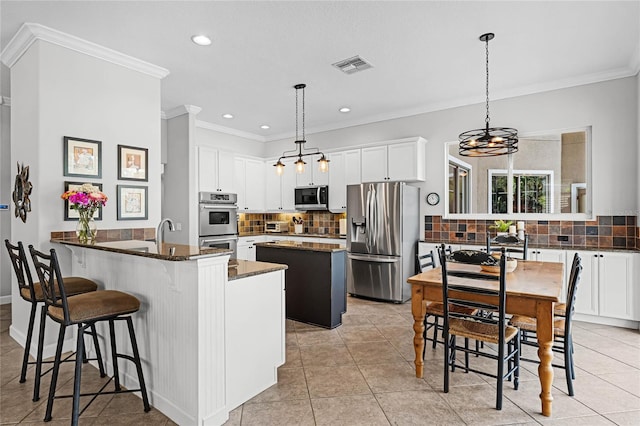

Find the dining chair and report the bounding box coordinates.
[29,245,150,426]
[4,240,105,402]
[487,234,529,260]
[417,249,478,356]
[439,245,520,410]
[509,252,582,396]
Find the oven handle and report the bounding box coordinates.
[200,235,239,244]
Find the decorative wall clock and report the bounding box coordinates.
[426,192,440,206]
[12,162,33,223]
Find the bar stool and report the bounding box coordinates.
[4,240,105,402]
[29,245,150,425]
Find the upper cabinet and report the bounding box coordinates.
[295,154,330,187]
[328,149,361,212]
[361,137,426,182]
[234,157,265,212]
[265,158,296,211]
[197,147,235,193]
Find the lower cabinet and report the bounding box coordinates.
[237,237,261,261]
[574,250,637,321]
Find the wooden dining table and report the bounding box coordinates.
[407,259,564,417]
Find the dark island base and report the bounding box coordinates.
[256,246,346,329]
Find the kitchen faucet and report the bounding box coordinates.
[156,218,175,246]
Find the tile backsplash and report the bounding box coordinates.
[425,216,638,250]
[239,212,347,235]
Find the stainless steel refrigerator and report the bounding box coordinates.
[346,182,419,303]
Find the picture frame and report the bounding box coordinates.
[117,185,148,220]
[63,136,102,178]
[63,181,103,221]
[117,145,148,181]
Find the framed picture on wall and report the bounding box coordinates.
[117,185,148,220]
[63,181,104,221]
[63,136,102,178]
[117,145,148,181]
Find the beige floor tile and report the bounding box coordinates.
[571,373,640,414]
[98,392,151,417]
[374,324,415,341]
[222,406,242,426]
[295,328,343,346]
[346,341,405,365]
[299,344,355,367]
[573,344,635,374]
[337,325,387,344]
[367,313,410,326]
[375,389,465,425]
[602,410,640,425]
[246,367,309,403]
[311,394,390,426]
[359,361,431,393]
[283,345,302,368]
[240,399,315,426]
[340,314,373,326]
[538,415,617,425]
[89,410,169,425]
[597,370,640,397]
[304,365,371,398]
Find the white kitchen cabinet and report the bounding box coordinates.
[360,138,426,182]
[295,154,330,187]
[265,158,296,211]
[328,149,361,212]
[197,146,235,193]
[234,157,265,212]
[574,250,636,320]
[237,236,263,261]
[528,248,567,300]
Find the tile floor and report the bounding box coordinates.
[1,298,639,425]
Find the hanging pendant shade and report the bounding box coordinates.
[458,33,518,157]
[273,83,329,174]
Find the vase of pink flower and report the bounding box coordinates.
[61,183,108,244]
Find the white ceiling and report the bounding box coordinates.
[1,1,639,142]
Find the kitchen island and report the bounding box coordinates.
[50,238,287,426]
[255,240,346,329]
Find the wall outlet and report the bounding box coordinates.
[557,235,569,242]
[175,222,182,231]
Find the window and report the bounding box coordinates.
[489,170,553,214]
[449,157,471,214]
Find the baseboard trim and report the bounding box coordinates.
[0,295,12,305]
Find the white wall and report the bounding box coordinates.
[0,104,10,300]
[195,125,265,157]
[9,38,162,347]
[264,76,639,218]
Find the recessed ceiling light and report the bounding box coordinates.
[339,107,351,113]
[260,125,270,130]
[191,35,212,46]
[222,113,233,119]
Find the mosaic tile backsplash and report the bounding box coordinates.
[51,228,156,242]
[425,216,638,250]
[239,212,347,235]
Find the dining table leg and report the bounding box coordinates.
[536,301,554,416]
[412,285,426,377]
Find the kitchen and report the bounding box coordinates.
[1,1,640,425]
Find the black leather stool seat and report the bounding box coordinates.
[21,277,98,302]
[48,290,140,324]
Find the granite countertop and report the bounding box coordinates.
[52,238,232,261]
[228,259,288,281]
[240,232,346,240]
[254,240,346,252]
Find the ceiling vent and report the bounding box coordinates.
[332,55,373,74]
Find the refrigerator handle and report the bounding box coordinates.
[347,253,399,263]
[365,188,372,250]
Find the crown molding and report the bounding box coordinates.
[164,105,202,119]
[0,23,169,79]
[194,120,266,142]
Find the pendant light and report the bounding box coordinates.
[274,84,329,175]
[458,33,518,157]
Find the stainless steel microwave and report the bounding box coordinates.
[294,186,329,210]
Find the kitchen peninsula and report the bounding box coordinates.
[256,240,346,328]
[51,237,287,426]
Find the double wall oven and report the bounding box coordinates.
[198,192,238,257]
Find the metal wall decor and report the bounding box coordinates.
[273,83,329,175]
[12,162,32,223]
[458,33,518,157]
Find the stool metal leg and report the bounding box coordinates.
[126,317,150,412]
[109,319,121,391]
[44,324,66,422]
[33,305,47,401]
[20,301,38,383]
[90,324,106,377]
[71,324,85,426]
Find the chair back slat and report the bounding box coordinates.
[564,253,583,336]
[29,246,71,324]
[417,250,436,272]
[5,240,36,301]
[487,234,529,260]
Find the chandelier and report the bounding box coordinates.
[458,33,518,157]
[274,84,329,175]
